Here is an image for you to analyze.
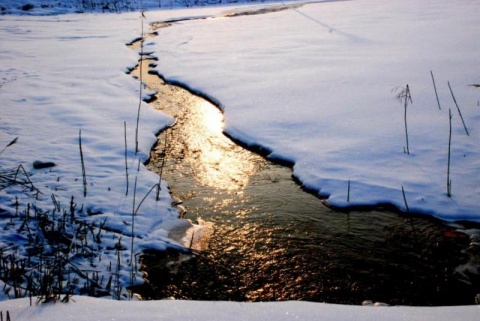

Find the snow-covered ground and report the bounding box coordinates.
[1,296,480,321]
[150,0,480,221]
[0,0,292,15]
[0,8,183,299]
[1,0,480,320]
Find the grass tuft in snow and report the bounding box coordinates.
[0,189,136,301]
[0,140,37,196]
[393,85,413,155]
[0,165,36,195]
[0,310,12,321]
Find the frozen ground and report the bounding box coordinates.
[0,0,480,320]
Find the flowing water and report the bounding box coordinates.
[128,23,480,306]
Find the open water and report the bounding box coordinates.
[129,29,480,306]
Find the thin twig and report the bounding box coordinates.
[124,121,129,196]
[448,81,469,136]
[430,71,441,110]
[79,129,87,197]
[401,85,413,154]
[13,164,36,191]
[447,109,453,197]
[401,186,410,213]
[156,129,168,201]
[347,179,350,202]
[130,159,140,299]
[136,183,160,215]
[135,12,146,154]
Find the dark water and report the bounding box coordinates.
[129,39,480,306]
[142,161,480,306]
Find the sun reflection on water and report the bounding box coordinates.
[134,33,480,306]
[130,51,266,192]
[181,100,264,190]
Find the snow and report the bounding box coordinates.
[149,0,480,221]
[0,0,480,320]
[0,8,208,300]
[0,0,293,15]
[0,297,480,321]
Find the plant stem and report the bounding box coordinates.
[79,129,87,197]
[136,183,160,215]
[124,121,129,196]
[156,129,168,201]
[0,137,18,157]
[403,84,412,154]
[430,71,441,110]
[401,186,410,213]
[448,81,469,136]
[135,12,145,154]
[130,160,140,298]
[447,108,453,197]
[347,178,350,202]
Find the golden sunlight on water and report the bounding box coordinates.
[128,40,265,191]
[182,100,263,190]
[129,36,480,306]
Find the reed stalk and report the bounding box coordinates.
[130,160,140,298]
[403,85,412,154]
[156,129,168,201]
[0,137,18,157]
[79,129,87,197]
[124,121,129,196]
[135,12,146,154]
[395,85,413,154]
[430,71,441,110]
[401,186,410,213]
[347,179,350,202]
[447,109,453,197]
[448,81,469,136]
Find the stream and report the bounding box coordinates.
[127,12,480,306]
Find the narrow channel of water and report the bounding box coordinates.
[128,26,480,306]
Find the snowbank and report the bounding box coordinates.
[1,297,479,321]
[0,10,183,297]
[149,0,480,221]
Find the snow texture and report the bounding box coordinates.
[149,0,480,221]
[0,0,480,319]
[0,9,183,298]
[0,296,479,321]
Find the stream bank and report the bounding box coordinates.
[127,17,480,306]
